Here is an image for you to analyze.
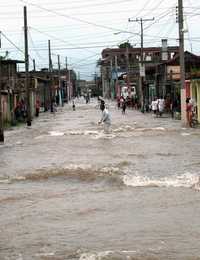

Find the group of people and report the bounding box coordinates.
[117,95,139,112]
[151,97,165,117]
[14,99,27,122]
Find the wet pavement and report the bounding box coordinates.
[0,98,200,260]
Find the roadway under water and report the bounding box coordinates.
[0,99,200,260]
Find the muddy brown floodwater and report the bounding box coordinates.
[0,98,200,260]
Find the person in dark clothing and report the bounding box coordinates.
[122,100,127,114]
[35,99,40,117]
[100,100,105,111]
[72,100,76,111]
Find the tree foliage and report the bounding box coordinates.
[118,41,133,49]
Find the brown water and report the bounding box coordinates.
[0,99,200,260]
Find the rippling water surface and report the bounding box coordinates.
[0,99,200,260]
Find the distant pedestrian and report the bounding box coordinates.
[35,99,40,117]
[52,100,57,115]
[186,97,193,127]
[72,100,76,111]
[151,98,158,116]
[122,100,127,114]
[98,104,111,133]
[158,96,165,117]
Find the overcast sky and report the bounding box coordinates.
[0,0,199,79]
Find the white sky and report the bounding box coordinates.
[0,0,199,80]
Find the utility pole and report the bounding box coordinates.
[125,45,130,91]
[33,59,36,71]
[0,58,4,142]
[57,54,62,106]
[110,58,113,99]
[66,57,71,101]
[128,17,154,111]
[24,6,31,126]
[114,55,118,98]
[178,0,186,124]
[65,57,69,103]
[0,29,4,142]
[78,71,80,97]
[48,39,53,112]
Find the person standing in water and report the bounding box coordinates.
[98,104,111,133]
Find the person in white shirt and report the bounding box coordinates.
[151,98,158,115]
[98,104,111,133]
[158,97,165,116]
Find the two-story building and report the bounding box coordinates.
[100,42,179,101]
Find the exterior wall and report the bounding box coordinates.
[191,80,200,123]
[185,80,191,98]
[1,94,11,122]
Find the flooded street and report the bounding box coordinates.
[0,99,200,260]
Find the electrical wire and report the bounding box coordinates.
[28,30,47,61]
[29,26,97,54]
[19,0,140,35]
[1,31,25,56]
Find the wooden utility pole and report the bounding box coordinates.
[125,45,130,91]
[48,39,53,112]
[110,58,113,99]
[65,57,69,103]
[33,59,36,71]
[66,57,71,101]
[114,55,118,97]
[0,58,4,142]
[57,54,62,106]
[129,17,154,111]
[178,0,187,124]
[24,6,31,126]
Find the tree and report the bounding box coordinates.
[118,41,133,49]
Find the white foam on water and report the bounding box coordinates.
[101,166,120,173]
[69,130,98,136]
[79,250,138,260]
[84,130,99,135]
[16,141,23,145]
[153,127,166,131]
[69,130,84,135]
[34,135,47,140]
[0,179,11,184]
[92,131,116,140]
[123,173,200,189]
[13,176,26,181]
[113,127,124,133]
[48,131,64,136]
[63,163,93,170]
[35,252,55,257]
[181,132,191,136]
[113,125,135,133]
[79,251,116,260]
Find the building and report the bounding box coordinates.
[0,59,24,123]
[0,58,77,125]
[100,42,179,101]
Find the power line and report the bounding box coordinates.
[30,26,97,54]
[143,8,173,31]
[1,31,25,56]
[19,0,141,35]
[39,0,136,11]
[28,30,46,62]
